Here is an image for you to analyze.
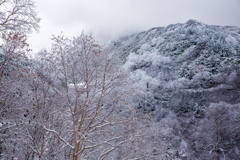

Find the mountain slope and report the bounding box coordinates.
[112,19,240,159]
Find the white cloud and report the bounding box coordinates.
[28,0,240,53]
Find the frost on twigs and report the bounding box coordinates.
[15,32,168,160]
[0,0,40,34]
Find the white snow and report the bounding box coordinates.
[225,35,238,46]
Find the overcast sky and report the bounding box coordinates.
[28,0,240,53]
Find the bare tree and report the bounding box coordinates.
[0,32,30,80]
[0,0,40,34]
[40,33,134,160]
[21,53,69,160]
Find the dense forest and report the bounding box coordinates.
[1,0,240,160]
[112,19,240,160]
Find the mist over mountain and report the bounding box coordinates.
[112,19,240,159]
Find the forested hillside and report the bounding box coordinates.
[112,19,240,159]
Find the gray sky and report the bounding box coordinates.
[28,0,240,53]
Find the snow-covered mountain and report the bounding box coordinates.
[112,19,240,159]
[1,19,240,159]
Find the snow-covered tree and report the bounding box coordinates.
[189,102,240,160]
[0,32,33,159]
[0,0,40,34]
[36,33,133,160]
